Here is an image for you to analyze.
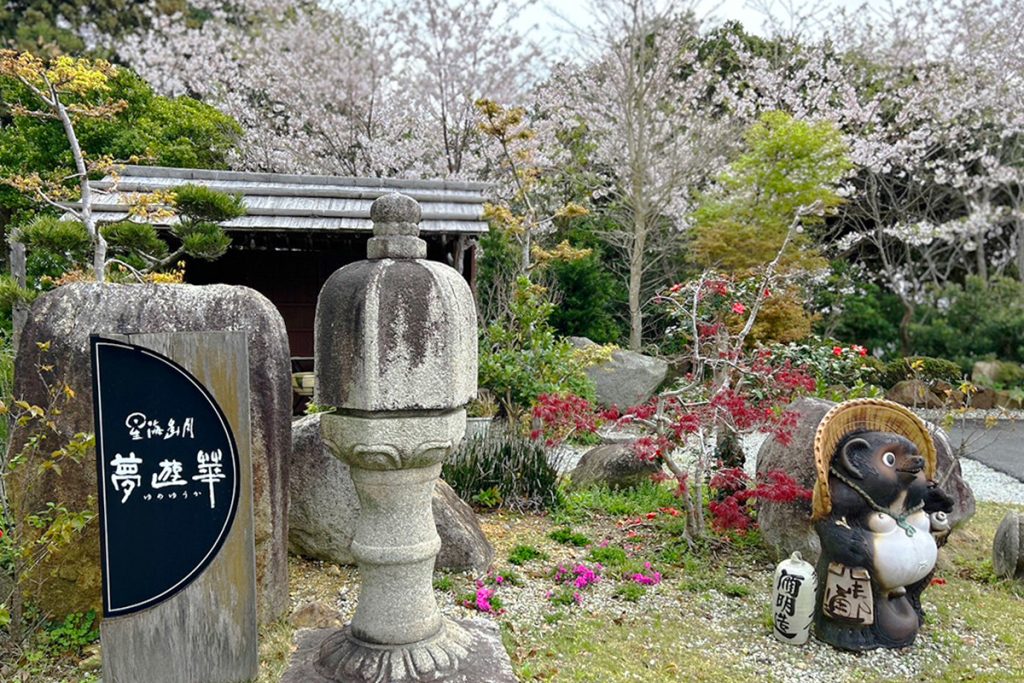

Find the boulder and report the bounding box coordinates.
[995,390,1023,410]
[993,510,1024,580]
[972,360,1002,386]
[971,386,998,410]
[886,379,946,409]
[569,337,668,408]
[288,414,494,573]
[8,283,291,623]
[756,397,975,563]
[568,442,662,490]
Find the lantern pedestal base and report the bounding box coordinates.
[283,619,516,683]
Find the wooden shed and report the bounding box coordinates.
[84,165,488,358]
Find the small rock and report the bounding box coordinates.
[569,442,661,490]
[326,564,342,577]
[993,510,1024,580]
[972,360,1002,386]
[970,386,998,410]
[886,379,946,409]
[80,644,102,671]
[290,601,344,629]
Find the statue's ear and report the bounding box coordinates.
[839,437,870,479]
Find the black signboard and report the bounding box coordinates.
[91,337,240,618]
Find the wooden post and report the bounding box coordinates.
[99,331,258,683]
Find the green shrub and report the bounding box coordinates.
[761,337,879,388]
[549,527,592,547]
[547,250,625,344]
[442,427,561,512]
[614,582,646,602]
[882,356,964,387]
[478,276,595,418]
[910,276,1024,369]
[508,545,548,566]
[813,263,903,356]
[588,546,628,569]
[993,361,1024,389]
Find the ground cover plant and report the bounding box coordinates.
[273,494,1024,683]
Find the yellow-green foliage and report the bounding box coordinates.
[692,110,851,273]
[738,287,815,345]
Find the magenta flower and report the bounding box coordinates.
[475,586,495,613]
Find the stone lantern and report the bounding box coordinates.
[285,193,514,682]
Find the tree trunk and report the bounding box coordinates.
[628,219,646,351]
[56,97,106,282]
[976,237,988,283]
[899,299,914,356]
[1016,217,1024,282]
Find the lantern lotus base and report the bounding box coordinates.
[282,618,516,683]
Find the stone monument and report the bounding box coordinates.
[283,193,515,682]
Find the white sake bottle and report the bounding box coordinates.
[772,551,817,645]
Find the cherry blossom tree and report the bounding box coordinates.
[112,0,540,179]
[540,1,740,351]
[734,0,1024,351]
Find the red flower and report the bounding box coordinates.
[832,346,843,357]
[731,302,746,315]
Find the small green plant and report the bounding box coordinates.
[548,527,591,547]
[549,587,579,607]
[588,546,628,569]
[508,544,547,566]
[543,609,566,624]
[471,486,503,509]
[41,610,99,656]
[303,402,336,416]
[466,390,499,418]
[432,575,454,592]
[556,481,681,524]
[614,582,646,602]
[478,277,596,420]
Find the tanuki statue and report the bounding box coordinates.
[811,399,953,650]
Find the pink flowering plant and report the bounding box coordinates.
[630,562,662,586]
[548,562,602,607]
[458,568,519,615]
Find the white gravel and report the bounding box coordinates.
[552,430,1024,504]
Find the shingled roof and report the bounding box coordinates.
[75,165,489,235]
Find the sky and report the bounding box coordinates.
[514,0,891,57]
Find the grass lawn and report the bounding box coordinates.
[4,489,1023,682]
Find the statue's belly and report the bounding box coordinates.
[868,510,937,591]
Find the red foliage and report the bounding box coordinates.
[532,393,599,445]
[708,469,812,532]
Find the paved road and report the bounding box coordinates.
[948,420,1024,482]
